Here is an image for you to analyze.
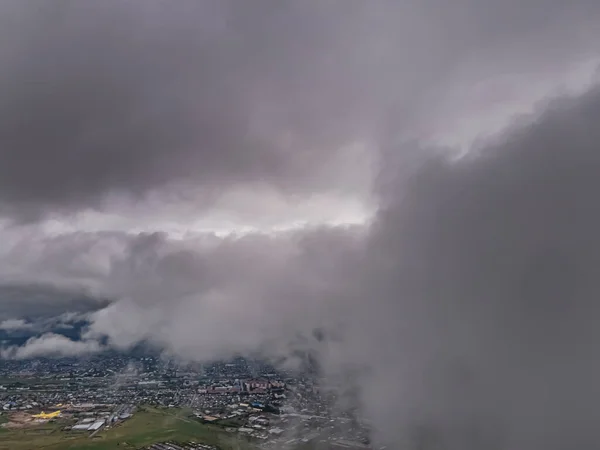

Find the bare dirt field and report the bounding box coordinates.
[2,411,42,429]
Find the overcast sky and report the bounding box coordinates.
[1,1,600,448]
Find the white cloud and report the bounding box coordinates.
[1,333,103,359]
[0,318,33,331]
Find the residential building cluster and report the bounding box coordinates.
[0,354,376,448]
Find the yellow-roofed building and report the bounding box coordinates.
[32,410,61,419]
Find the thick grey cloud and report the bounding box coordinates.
[0,226,362,360]
[0,1,382,219]
[2,85,600,448]
[2,1,600,449]
[0,0,599,220]
[0,283,109,321]
[348,86,600,448]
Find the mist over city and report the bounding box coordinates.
[1,1,600,449]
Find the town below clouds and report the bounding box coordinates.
[1,1,600,449]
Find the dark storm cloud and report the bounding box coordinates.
[3,85,600,448]
[348,86,600,448]
[0,0,386,219]
[0,0,599,219]
[2,1,600,448]
[0,283,109,321]
[82,85,600,449]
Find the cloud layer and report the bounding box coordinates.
[3,86,600,448]
[1,333,103,359]
[1,0,598,221]
[0,0,384,220]
[2,1,600,449]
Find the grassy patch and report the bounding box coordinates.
[0,407,252,450]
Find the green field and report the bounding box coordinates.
[0,407,252,450]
